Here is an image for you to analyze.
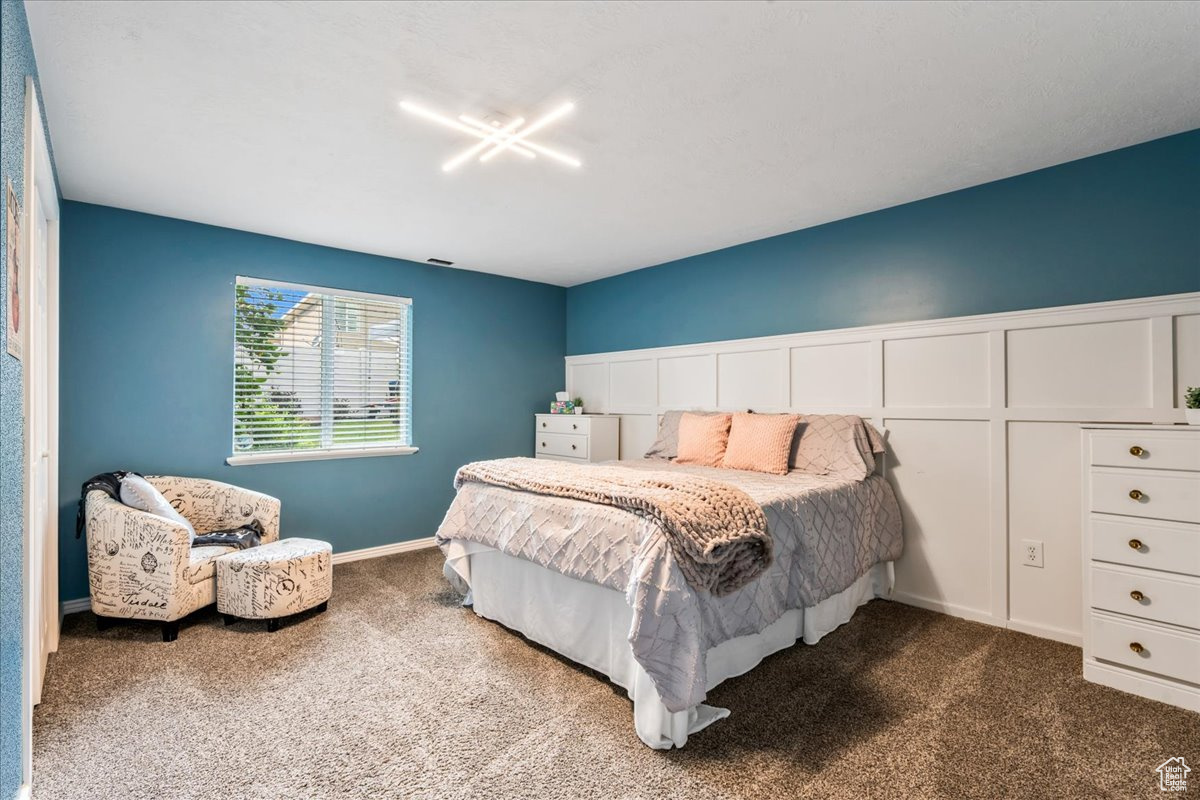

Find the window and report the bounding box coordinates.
[334,300,361,333]
[229,277,415,465]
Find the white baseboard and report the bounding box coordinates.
[331,536,437,565]
[18,783,32,800]
[60,536,438,617]
[892,590,1084,647]
[890,590,999,627]
[1007,618,1083,647]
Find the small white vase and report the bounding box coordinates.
[1187,408,1200,425]
[574,406,584,415]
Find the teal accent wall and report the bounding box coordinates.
[566,130,1200,355]
[1,2,55,796]
[58,202,565,603]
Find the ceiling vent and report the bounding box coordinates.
[427,257,454,266]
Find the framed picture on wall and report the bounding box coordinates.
[5,177,21,361]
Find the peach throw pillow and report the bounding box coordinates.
[721,412,801,475]
[675,412,732,467]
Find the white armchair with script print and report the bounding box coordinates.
[84,476,280,641]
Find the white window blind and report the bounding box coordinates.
[233,277,412,460]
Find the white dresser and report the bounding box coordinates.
[1081,424,1200,712]
[535,414,620,463]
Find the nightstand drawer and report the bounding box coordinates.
[1090,613,1200,685]
[1091,516,1200,575]
[537,415,590,435]
[536,432,588,459]
[1090,564,1200,629]
[1090,468,1200,524]
[1090,430,1200,472]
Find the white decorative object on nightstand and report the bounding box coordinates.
[535,414,619,463]
[1081,424,1200,712]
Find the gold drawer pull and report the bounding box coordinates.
[1128,489,1143,501]
[542,422,547,428]
[540,442,546,447]
[1129,445,1144,457]
[572,424,578,430]
[1128,539,1143,550]
[1130,590,1145,602]
[571,444,577,450]
[1129,642,1144,654]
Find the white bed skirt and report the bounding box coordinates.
[443,541,894,749]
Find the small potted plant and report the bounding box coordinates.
[573,397,584,415]
[1186,386,1200,425]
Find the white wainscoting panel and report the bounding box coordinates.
[609,359,656,410]
[1175,314,1200,406]
[658,354,716,408]
[1007,422,1084,642]
[566,292,1200,644]
[1007,319,1152,409]
[790,342,872,408]
[618,414,658,459]
[886,418,993,618]
[718,349,786,410]
[884,333,990,408]
[568,362,609,413]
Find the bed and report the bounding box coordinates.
[436,416,903,749]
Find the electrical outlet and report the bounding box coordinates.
[1022,539,1044,568]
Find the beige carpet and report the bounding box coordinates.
[35,548,1197,799]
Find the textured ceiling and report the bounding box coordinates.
[24,0,1200,286]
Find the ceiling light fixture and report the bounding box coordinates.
[479,101,575,163]
[400,99,581,172]
[442,116,525,172]
[459,114,581,168]
[398,101,535,158]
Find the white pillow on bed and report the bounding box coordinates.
[120,474,196,541]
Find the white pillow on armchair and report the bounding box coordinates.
[119,473,196,541]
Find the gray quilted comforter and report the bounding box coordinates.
[436,459,903,713]
[455,457,772,596]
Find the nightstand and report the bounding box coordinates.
[534,414,619,463]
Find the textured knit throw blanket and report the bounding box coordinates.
[454,457,773,596]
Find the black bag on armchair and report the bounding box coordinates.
[191,519,264,550]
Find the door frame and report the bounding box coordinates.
[20,75,60,799]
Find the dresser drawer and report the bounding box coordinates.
[1090,613,1200,685]
[1090,468,1200,524]
[1090,564,1200,629]
[1090,430,1200,472]
[1091,516,1200,575]
[537,415,590,436]
[536,432,588,459]
[535,453,587,464]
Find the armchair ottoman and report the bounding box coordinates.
[84,476,280,641]
[216,538,333,632]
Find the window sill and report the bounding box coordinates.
[226,446,419,466]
